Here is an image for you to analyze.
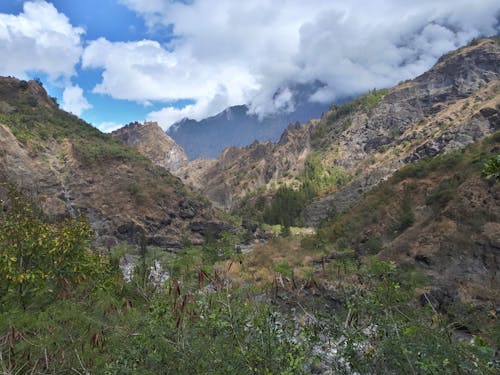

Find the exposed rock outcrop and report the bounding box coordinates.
[112,121,188,171]
[303,39,500,225]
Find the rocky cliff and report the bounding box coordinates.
[0,77,228,251]
[112,121,188,171]
[303,38,500,225]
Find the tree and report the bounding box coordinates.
[0,188,99,309]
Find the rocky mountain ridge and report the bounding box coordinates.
[167,82,328,160]
[171,38,499,221]
[304,38,500,225]
[176,122,314,209]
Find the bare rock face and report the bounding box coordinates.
[112,121,188,171]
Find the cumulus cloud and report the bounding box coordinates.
[0,1,84,81]
[61,85,92,117]
[105,0,500,128]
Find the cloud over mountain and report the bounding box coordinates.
[110,0,500,128]
[0,1,498,130]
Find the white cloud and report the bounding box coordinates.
[82,37,257,126]
[146,86,232,126]
[98,121,124,133]
[0,1,84,82]
[102,0,500,127]
[61,85,92,117]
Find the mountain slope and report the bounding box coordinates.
[304,38,500,224]
[177,38,500,218]
[0,77,226,250]
[311,133,500,304]
[177,122,314,209]
[112,121,188,171]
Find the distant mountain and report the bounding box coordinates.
[167,83,329,159]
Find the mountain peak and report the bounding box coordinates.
[112,121,188,171]
[0,76,58,110]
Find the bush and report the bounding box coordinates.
[426,175,463,209]
[482,154,500,180]
[0,189,104,310]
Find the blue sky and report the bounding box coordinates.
[0,0,498,132]
[0,0,178,130]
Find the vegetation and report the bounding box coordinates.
[482,154,500,180]
[0,189,308,374]
[1,187,497,373]
[0,79,148,166]
[305,131,499,254]
[245,155,352,229]
[320,260,497,374]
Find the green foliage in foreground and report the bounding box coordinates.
[0,190,308,374]
[319,259,498,374]
[0,190,497,374]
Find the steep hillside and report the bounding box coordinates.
[308,133,500,304]
[168,83,328,160]
[0,77,227,250]
[304,38,500,225]
[112,121,188,171]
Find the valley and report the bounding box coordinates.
[0,38,499,374]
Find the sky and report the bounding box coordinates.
[0,1,498,132]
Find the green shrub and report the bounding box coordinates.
[482,154,500,180]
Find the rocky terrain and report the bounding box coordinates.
[303,38,500,225]
[0,77,229,251]
[176,122,315,209]
[112,121,188,171]
[311,133,500,304]
[172,39,499,221]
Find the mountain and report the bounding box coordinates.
[303,37,500,225]
[0,77,229,251]
[312,134,500,304]
[167,83,329,159]
[112,121,188,171]
[176,122,313,210]
[179,38,500,218]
